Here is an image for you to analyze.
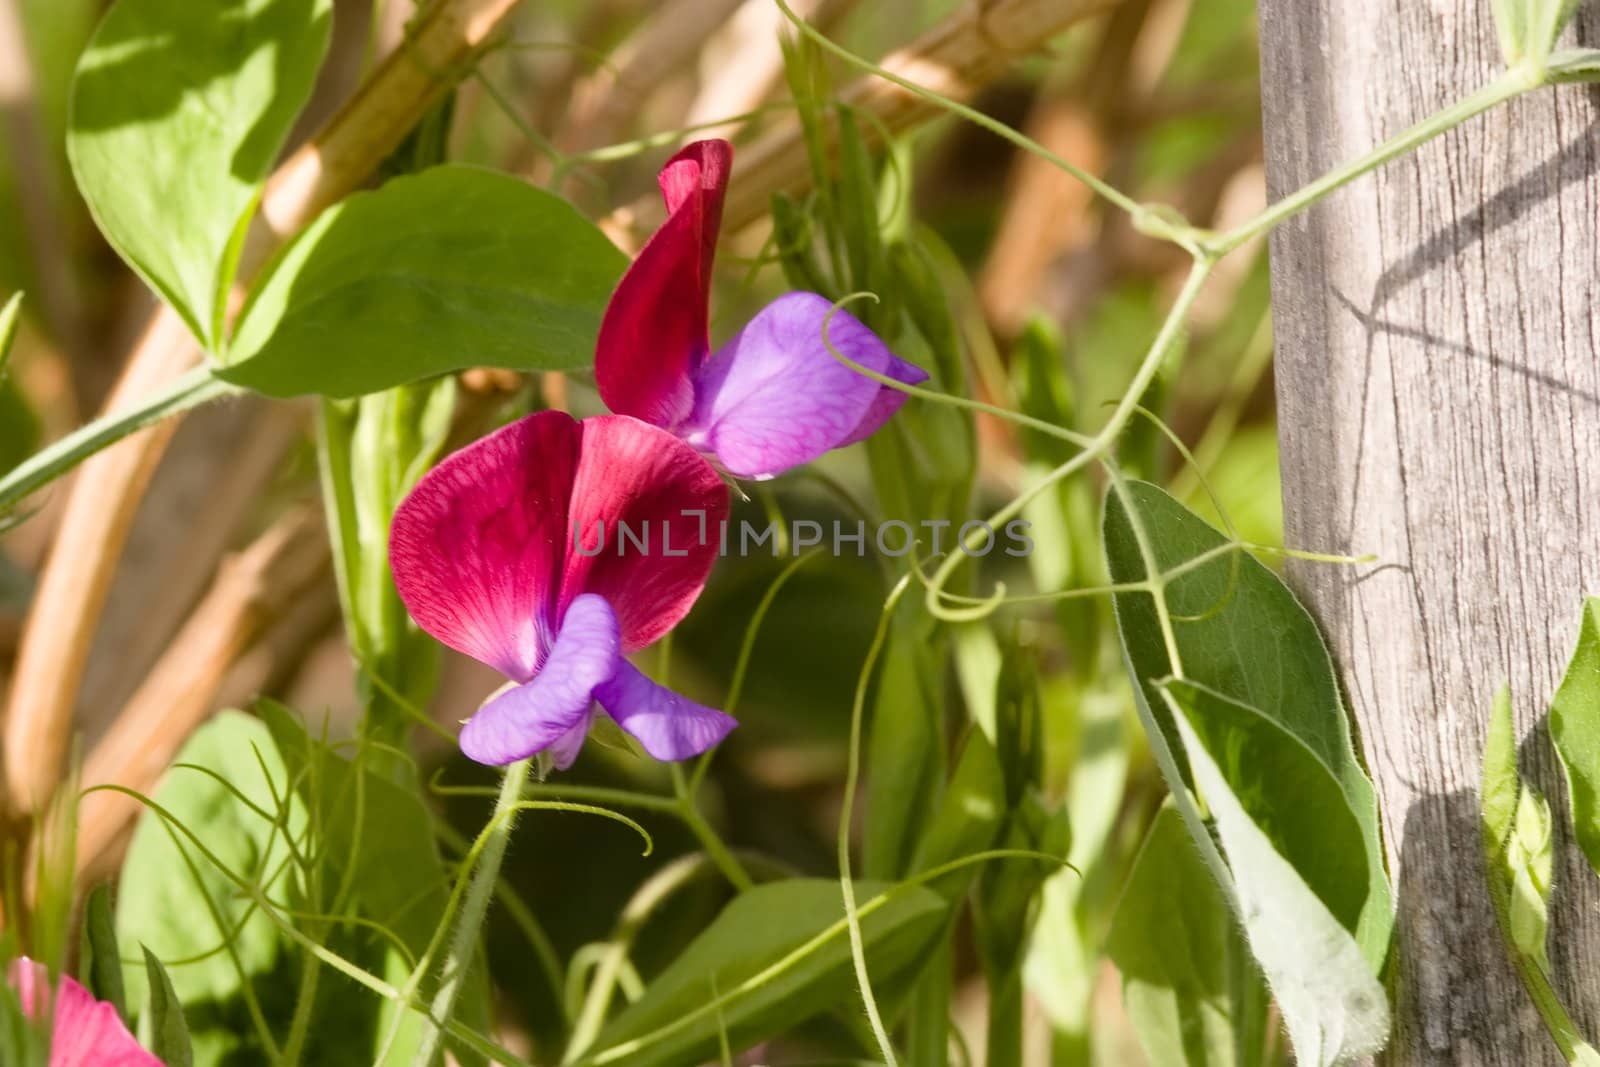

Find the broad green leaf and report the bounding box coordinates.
[1108,806,1252,1067]
[588,879,947,1067]
[117,711,302,1058]
[1172,711,1389,1066]
[141,946,194,1067]
[1103,480,1391,964]
[1549,598,1600,876]
[223,165,627,397]
[81,885,127,1022]
[68,0,332,347]
[1163,678,1370,937]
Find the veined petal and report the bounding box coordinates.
[9,960,159,1067]
[560,415,728,653]
[390,410,579,681]
[595,660,736,761]
[595,140,733,428]
[458,594,621,766]
[685,292,927,479]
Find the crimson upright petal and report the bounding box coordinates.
[595,139,731,428]
[592,139,927,480]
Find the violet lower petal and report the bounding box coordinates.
[685,292,910,479]
[593,660,736,761]
[459,594,621,766]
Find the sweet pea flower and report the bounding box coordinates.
[390,411,736,768]
[596,138,928,480]
[8,958,160,1067]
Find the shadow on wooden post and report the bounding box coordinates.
[1259,1,1600,1064]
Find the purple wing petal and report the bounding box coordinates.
[595,140,733,429]
[459,594,621,766]
[391,411,579,681]
[836,353,928,448]
[684,292,926,479]
[9,960,160,1067]
[560,415,728,653]
[594,660,736,761]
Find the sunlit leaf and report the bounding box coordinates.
[1103,480,1392,965]
[117,711,302,1059]
[1483,684,1597,1064]
[222,165,627,397]
[1108,806,1257,1067]
[68,0,333,347]
[1164,678,1370,936]
[1171,708,1389,1066]
[589,879,946,1067]
[1549,598,1600,877]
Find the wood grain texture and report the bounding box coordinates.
[1258,2,1600,1063]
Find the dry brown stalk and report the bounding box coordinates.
[1,0,529,818]
[606,0,1123,242]
[552,0,747,160]
[679,0,856,141]
[73,508,330,876]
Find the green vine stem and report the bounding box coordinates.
[0,365,239,514]
[412,757,532,1066]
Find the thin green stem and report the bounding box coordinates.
[412,758,532,1066]
[1212,72,1531,255]
[562,854,716,1063]
[837,574,915,1067]
[671,765,753,892]
[0,364,240,513]
[921,257,1216,619]
[773,0,1142,218]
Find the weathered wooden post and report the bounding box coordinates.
[1258,2,1600,1063]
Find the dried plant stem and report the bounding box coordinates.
[606,0,1123,241]
[553,0,747,160]
[0,0,528,819]
[72,509,329,874]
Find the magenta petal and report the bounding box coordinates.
[9,960,159,1067]
[595,140,733,429]
[391,410,579,681]
[684,292,927,479]
[594,660,736,761]
[458,594,621,766]
[560,415,728,653]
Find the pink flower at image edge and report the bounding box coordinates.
[9,959,160,1067]
[595,138,930,480]
[390,411,736,768]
